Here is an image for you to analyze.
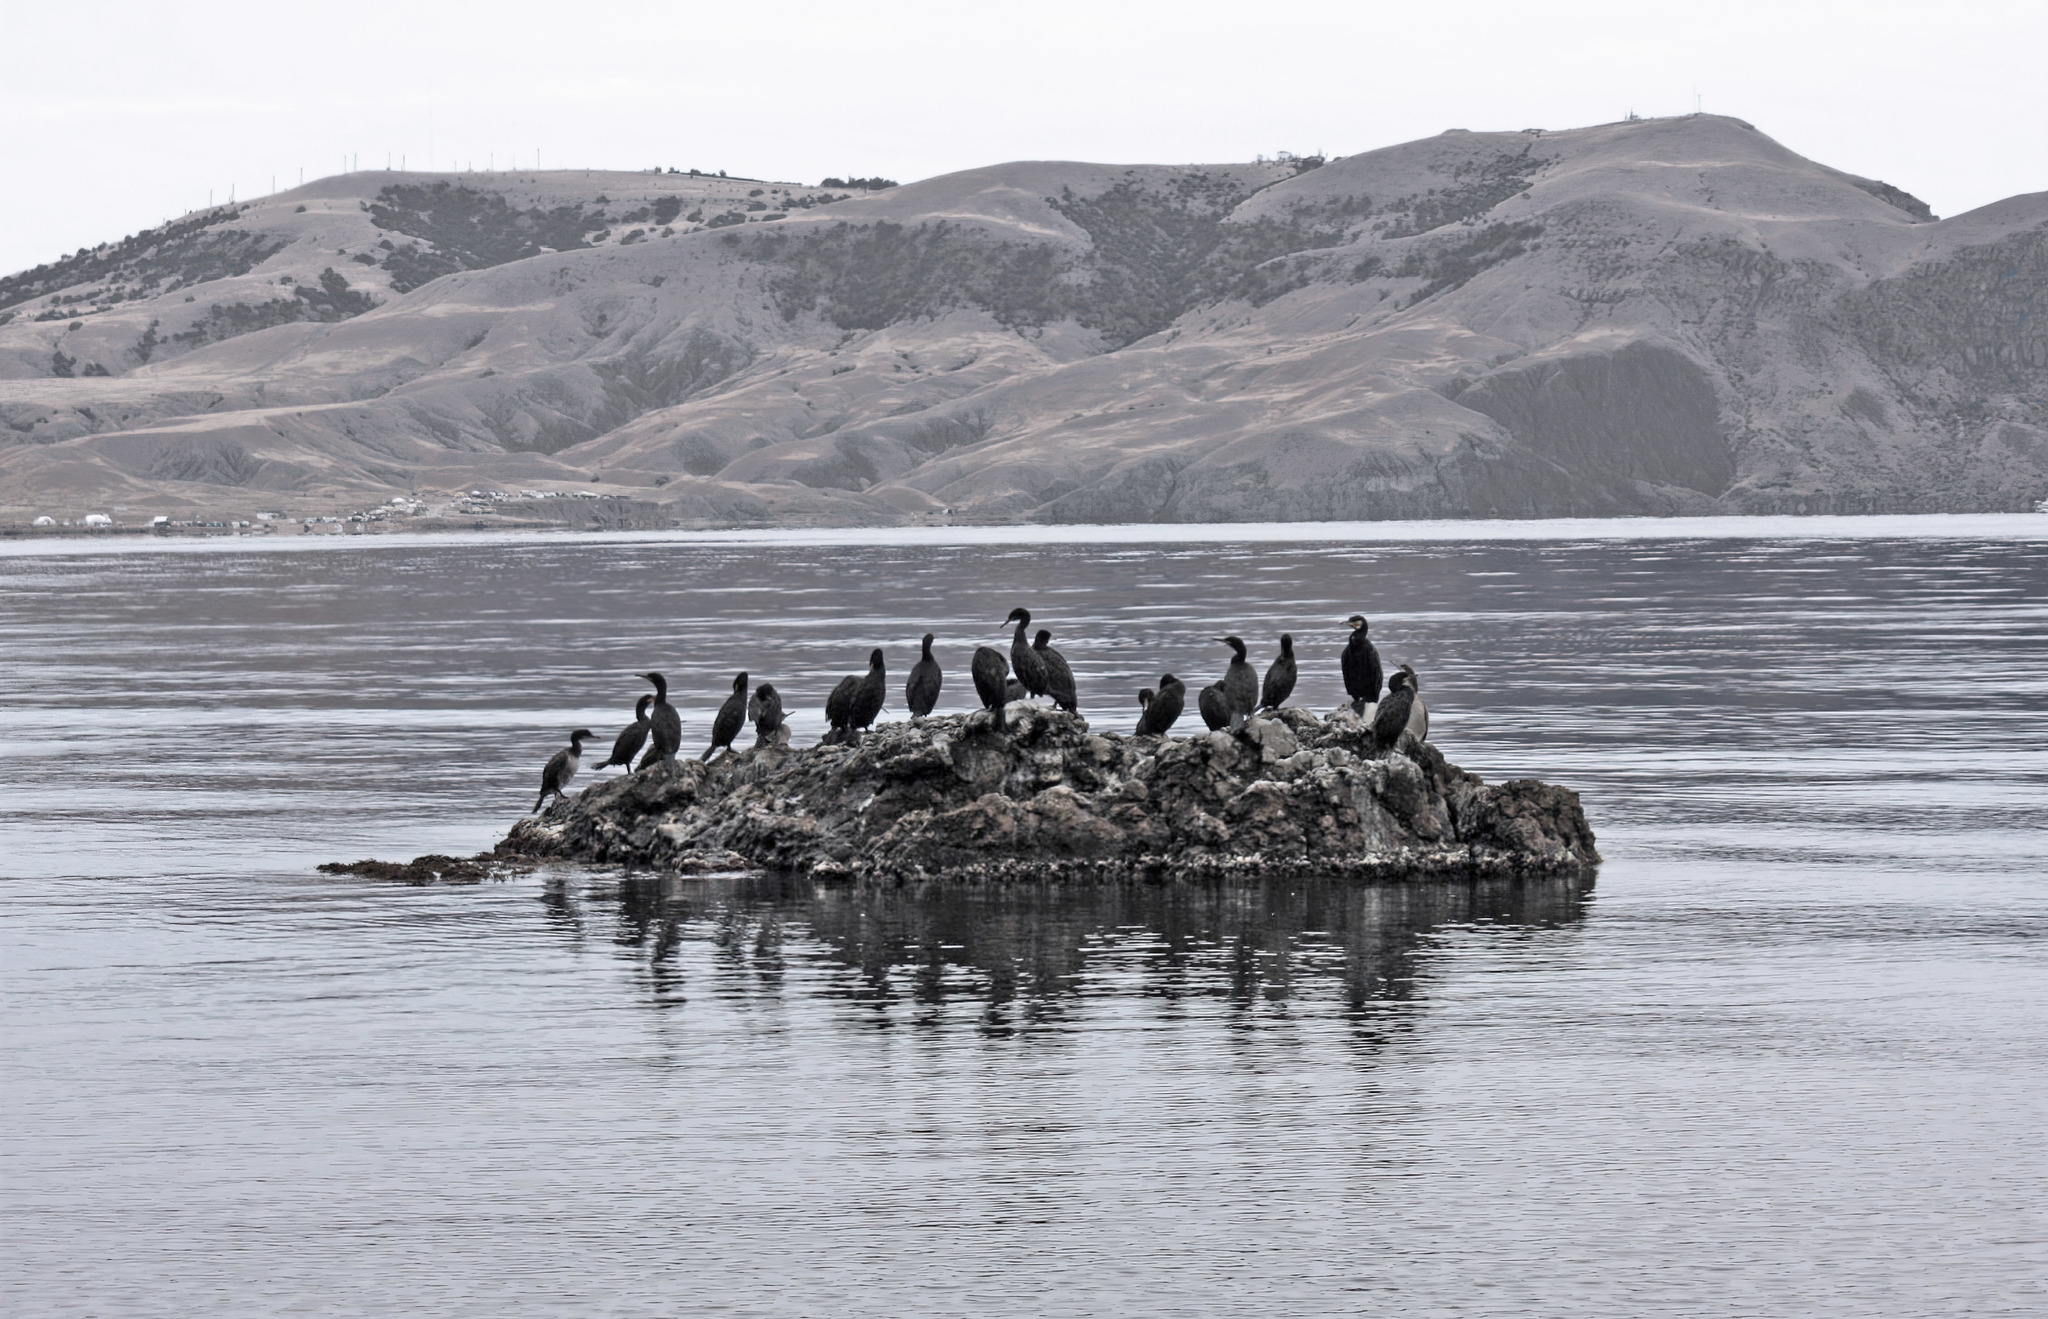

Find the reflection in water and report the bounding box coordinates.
[567,872,1590,1034]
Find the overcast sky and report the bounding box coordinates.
[4,0,2042,276]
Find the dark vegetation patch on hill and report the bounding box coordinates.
[1373,146,1547,238]
[365,182,614,291]
[1,209,283,314]
[170,268,378,350]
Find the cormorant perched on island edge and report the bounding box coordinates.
[1218,636,1257,728]
[1259,634,1296,712]
[595,694,652,770]
[906,633,942,718]
[1197,681,1231,731]
[849,648,887,735]
[971,645,1010,730]
[749,683,785,746]
[1033,629,1079,713]
[534,729,594,813]
[1399,663,1428,743]
[1136,674,1185,736]
[1370,669,1416,755]
[637,672,682,769]
[703,671,748,760]
[1341,615,1383,713]
[1006,607,1048,699]
[823,674,859,743]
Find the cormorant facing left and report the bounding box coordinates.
[637,672,682,769]
[906,633,943,718]
[533,729,594,813]
[1197,681,1232,731]
[1370,668,1416,755]
[1136,674,1185,736]
[1006,607,1049,699]
[703,671,748,761]
[849,648,887,735]
[1259,634,1297,712]
[1218,636,1258,728]
[749,683,786,746]
[1341,615,1383,713]
[971,645,1010,730]
[595,694,652,770]
[1033,629,1079,713]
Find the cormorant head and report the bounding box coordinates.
[921,632,935,654]
[868,648,885,669]
[634,694,652,717]
[1346,614,1367,633]
[1279,633,1293,654]
[639,671,667,696]
[1034,628,1052,649]
[1138,688,1154,709]
[732,671,748,692]
[1160,673,1179,688]
[754,682,777,701]
[570,728,595,743]
[1217,635,1246,659]
[1399,663,1419,690]
[1387,670,1409,693]
[1005,606,1031,628]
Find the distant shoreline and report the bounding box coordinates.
[3,511,2043,559]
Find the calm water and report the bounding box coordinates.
[3,517,2045,1316]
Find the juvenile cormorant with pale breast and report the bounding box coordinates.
[637,672,682,769]
[534,729,594,813]
[906,633,942,717]
[1259,634,1296,712]
[595,694,652,770]
[1033,629,1079,713]
[1399,663,1428,743]
[1341,615,1383,713]
[703,671,748,761]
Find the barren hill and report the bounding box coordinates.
[4,116,2043,527]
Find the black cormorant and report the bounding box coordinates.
[1218,635,1257,728]
[971,645,1010,730]
[703,671,748,761]
[1006,607,1048,699]
[1259,634,1296,712]
[1033,629,1079,713]
[533,728,594,812]
[1370,669,1415,755]
[823,674,859,743]
[637,672,682,769]
[906,633,942,718]
[849,648,887,734]
[1197,681,1231,731]
[1136,673,1185,736]
[1341,615,1383,714]
[749,683,785,746]
[1399,663,1428,743]
[595,694,652,770]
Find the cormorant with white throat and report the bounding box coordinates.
[1006,607,1048,699]
[595,694,651,770]
[1341,615,1383,713]
[971,645,1010,730]
[907,633,942,718]
[534,729,594,812]
[1033,629,1079,713]
[637,672,682,769]
[1259,634,1296,712]
[1218,635,1257,728]
[1136,674,1185,736]
[703,671,748,760]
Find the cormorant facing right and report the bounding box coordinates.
[534,729,594,813]
[1136,674,1185,736]
[1218,635,1257,728]
[1399,663,1428,743]
[749,683,786,746]
[1006,607,1049,699]
[1197,681,1232,731]
[595,694,652,770]
[848,648,887,735]
[1259,634,1297,712]
[1341,615,1383,713]
[1033,629,1079,713]
[637,672,682,769]
[971,645,1010,730]
[703,671,748,761]
[906,633,943,718]
[1370,668,1416,755]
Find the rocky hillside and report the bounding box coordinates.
[4,117,2043,524]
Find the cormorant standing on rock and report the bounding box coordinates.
[823,674,859,743]
[1218,636,1257,729]
[907,633,942,718]
[1259,634,1296,712]
[849,648,887,735]
[1006,607,1048,699]
[1136,674,1185,736]
[1033,629,1078,713]
[703,671,748,761]
[1198,681,1232,732]
[1370,669,1416,755]
[1399,663,1428,743]
[749,683,785,746]
[1342,615,1383,714]
[534,729,593,812]
[971,645,1010,731]
[595,694,652,770]
[637,672,681,769]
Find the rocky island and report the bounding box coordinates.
[499,705,1597,883]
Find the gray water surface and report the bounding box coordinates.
[3,520,2044,1316]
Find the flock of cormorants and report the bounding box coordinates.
[532,611,1426,812]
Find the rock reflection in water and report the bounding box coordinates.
[547,871,1592,1033]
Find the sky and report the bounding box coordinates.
[3,0,2043,276]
